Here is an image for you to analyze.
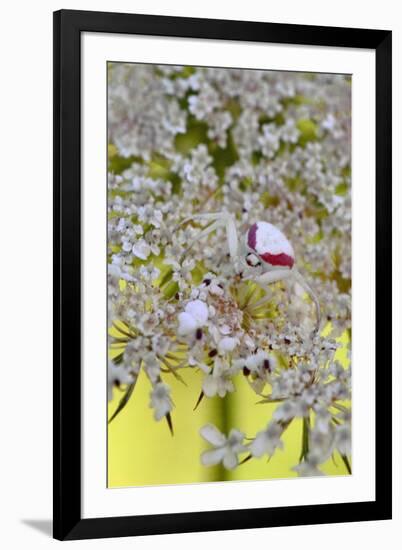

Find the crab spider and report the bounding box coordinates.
[179,212,321,335]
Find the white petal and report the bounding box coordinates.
[120,271,135,282]
[202,374,218,397]
[228,429,245,447]
[208,323,221,344]
[219,324,231,335]
[273,401,296,422]
[150,382,172,420]
[245,354,260,371]
[177,312,197,335]
[217,379,234,397]
[223,451,238,470]
[201,448,226,466]
[218,336,239,354]
[209,282,224,296]
[208,305,216,317]
[185,299,209,326]
[198,363,211,374]
[108,264,121,277]
[132,239,151,260]
[154,400,171,421]
[200,424,226,446]
[336,425,351,455]
[250,432,269,457]
[244,334,256,349]
[293,462,323,477]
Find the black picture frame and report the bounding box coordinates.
[53,9,392,541]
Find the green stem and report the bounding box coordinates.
[299,414,310,462]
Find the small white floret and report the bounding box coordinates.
[178,299,209,336]
[200,424,246,470]
[149,382,173,421]
[218,336,239,355]
[107,362,134,401]
[132,238,151,260]
[185,299,209,325]
[178,312,198,336]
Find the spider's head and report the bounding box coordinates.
[245,252,261,267]
[245,221,295,269]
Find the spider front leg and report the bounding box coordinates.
[178,212,240,267]
[247,269,292,310]
[254,268,292,286]
[253,268,320,336]
[292,269,321,335]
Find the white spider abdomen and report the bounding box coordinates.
[247,221,295,268]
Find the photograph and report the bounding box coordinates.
[107,62,352,488]
[0,1,395,546]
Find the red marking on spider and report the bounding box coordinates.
[247,223,258,250]
[260,252,294,268]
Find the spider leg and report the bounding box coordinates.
[183,220,221,254]
[225,214,239,260]
[245,282,273,310]
[179,212,240,263]
[251,268,292,285]
[245,269,291,309]
[252,268,320,336]
[292,269,321,335]
[177,212,224,227]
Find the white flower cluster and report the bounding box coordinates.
[107,63,352,477]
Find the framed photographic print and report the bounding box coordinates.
[53,9,392,541]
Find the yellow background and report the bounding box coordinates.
[108,341,349,487]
